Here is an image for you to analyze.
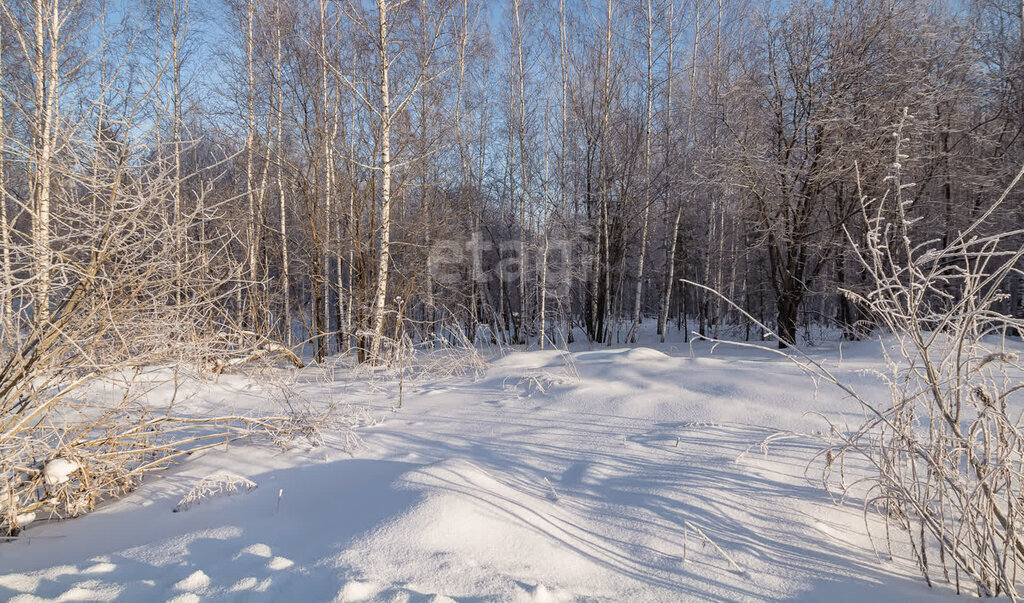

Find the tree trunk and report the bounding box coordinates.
[657,0,679,343]
[777,293,799,348]
[276,1,290,345]
[631,0,654,344]
[659,204,682,342]
[32,0,59,330]
[0,18,12,339]
[319,0,335,356]
[244,0,260,330]
[171,0,186,304]
[513,0,529,346]
[369,0,393,364]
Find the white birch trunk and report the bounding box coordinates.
[277,0,291,345]
[513,0,529,346]
[630,0,654,344]
[171,0,186,303]
[320,0,334,353]
[369,0,393,363]
[659,0,685,342]
[32,0,59,330]
[0,17,11,339]
[245,0,259,328]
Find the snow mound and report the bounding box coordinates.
[489,350,567,371]
[43,458,80,485]
[337,459,595,598]
[624,347,671,361]
[83,562,117,574]
[172,570,210,592]
[338,580,380,601]
[229,576,271,593]
[515,582,575,603]
[237,543,272,558]
[55,581,122,601]
[0,573,40,593]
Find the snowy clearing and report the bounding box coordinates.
[0,339,969,601]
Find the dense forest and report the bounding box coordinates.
[0,0,1023,365]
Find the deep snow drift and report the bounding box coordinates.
[0,338,965,601]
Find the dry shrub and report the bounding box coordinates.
[0,139,299,536]
[689,115,1024,597]
[822,121,1024,596]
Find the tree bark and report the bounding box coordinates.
[369,0,394,364]
[244,0,260,330]
[32,0,59,330]
[0,16,12,339]
[277,0,291,345]
[631,0,654,344]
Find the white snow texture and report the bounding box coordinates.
[0,336,981,601]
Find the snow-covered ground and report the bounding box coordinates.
[0,337,964,601]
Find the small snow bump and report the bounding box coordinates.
[172,570,210,592]
[0,573,40,593]
[239,543,273,558]
[83,562,117,574]
[14,512,37,527]
[339,580,380,602]
[267,556,294,570]
[625,347,670,361]
[517,583,574,603]
[230,577,258,592]
[54,581,122,602]
[43,458,80,486]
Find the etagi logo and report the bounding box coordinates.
[428,233,574,298]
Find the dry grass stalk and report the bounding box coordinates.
[685,115,1024,596]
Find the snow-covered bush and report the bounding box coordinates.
[825,119,1024,596]
[0,141,298,537]
[693,115,1024,596]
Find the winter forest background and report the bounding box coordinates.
[2,0,1022,364]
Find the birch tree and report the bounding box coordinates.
[0,15,11,340]
[628,0,654,343]
[335,0,451,363]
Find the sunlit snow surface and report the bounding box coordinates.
[0,334,976,602]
